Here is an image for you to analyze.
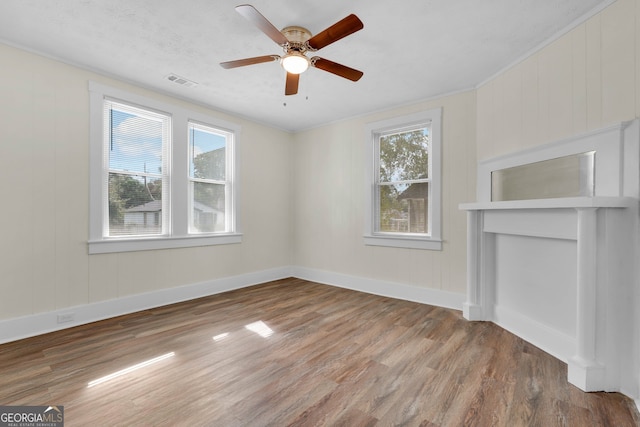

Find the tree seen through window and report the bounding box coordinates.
[378,127,430,234]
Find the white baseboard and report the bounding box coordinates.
[0,267,465,344]
[0,266,293,344]
[493,304,576,363]
[4,266,637,403]
[291,266,465,310]
[0,266,464,345]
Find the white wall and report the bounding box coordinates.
[292,91,477,297]
[0,39,474,341]
[0,43,294,324]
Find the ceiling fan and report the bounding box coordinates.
[220,4,364,96]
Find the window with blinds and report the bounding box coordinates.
[88,82,241,254]
[104,100,170,237]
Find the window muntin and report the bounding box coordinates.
[105,100,170,237]
[89,82,241,254]
[364,108,442,250]
[188,122,232,233]
[376,125,431,235]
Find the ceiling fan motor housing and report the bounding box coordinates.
[281,26,312,48]
[280,26,313,75]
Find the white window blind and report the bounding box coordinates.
[89,82,242,254]
[104,100,170,237]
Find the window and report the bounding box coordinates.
[188,122,232,233]
[105,101,169,237]
[89,82,241,254]
[364,108,442,250]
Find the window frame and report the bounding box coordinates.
[104,99,171,238]
[88,81,241,254]
[187,120,235,234]
[364,108,442,250]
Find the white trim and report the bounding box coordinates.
[363,107,442,250]
[363,235,442,250]
[88,81,242,254]
[461,119,640,399]
[493,304,576,363]
[291,266,464,310]
[88,233,243,254]
[0,267,464,344]
[476,121,630,202]
[461,196,636,211]
[1,37,474,134]
[0,266,292,344]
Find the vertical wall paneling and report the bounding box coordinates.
[601,0,636,125]
[0,43,293,328]
[521,56,540,150]
[542,36,574,142]
[585,15,604,130]
[572,25,588,134]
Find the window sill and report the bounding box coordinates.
[364,234,442,250]
[88,233,243,254]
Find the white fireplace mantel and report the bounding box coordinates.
[460,197,636,392]
[460,196,636,211]
[460,120,640,398]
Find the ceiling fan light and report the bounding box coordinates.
[281,52,309,74]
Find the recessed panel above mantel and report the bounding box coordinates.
[491,151,595,202]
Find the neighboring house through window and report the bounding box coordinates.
[364,108,442,250]
[188,122,231,234]
[88,82,241,254]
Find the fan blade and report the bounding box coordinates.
[285,72,299,96]
[311,57,363,81]
[235,4,289,46]
[220,55,280,69]
[306,14,363,51]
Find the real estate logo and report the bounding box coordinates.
[0,406,64,427]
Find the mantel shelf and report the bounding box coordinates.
[461,119,640,397]
[459,196,637,211]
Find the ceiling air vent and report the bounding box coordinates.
[165,73,198,88]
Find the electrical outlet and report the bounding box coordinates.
[57,313,75,324]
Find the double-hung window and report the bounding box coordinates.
[105,100,170,237]
[89,82,241,254]
[188,122,232,234]
[364,108,442,250]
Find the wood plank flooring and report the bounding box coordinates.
[1,278,638,426]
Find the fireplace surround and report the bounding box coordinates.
[460,120,640,397]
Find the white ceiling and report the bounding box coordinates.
[0,0,613,132]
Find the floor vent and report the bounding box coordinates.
[165,73,198,88]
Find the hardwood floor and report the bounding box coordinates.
[1,278,638,426]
